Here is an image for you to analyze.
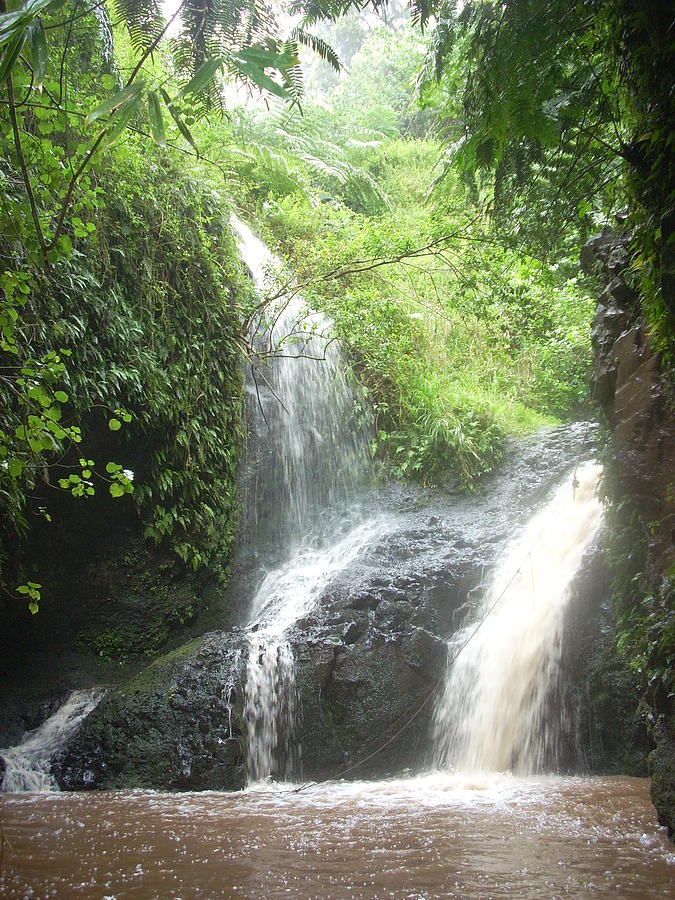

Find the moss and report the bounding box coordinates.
[75,545,207,663]
[121,636,207,693]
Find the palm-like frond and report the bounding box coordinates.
[112,0,165,55]
[172,0,279,76]
[291,1,388,29]
[292,28,342,72]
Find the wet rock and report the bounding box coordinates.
[342,620,365,644]
[580,228,615,275]
[54,422,643,792]
[660,208,675,316]
[294,628,446,779]
[55,632,248,791]
[608,322,675,574]
[346,591,380,611]
[650,718,675,837]
[590,299,628,403]
[587,226,675,835]
[560,547,649,775]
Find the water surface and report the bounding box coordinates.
[1,775,671,897]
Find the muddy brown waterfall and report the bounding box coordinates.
[432,462,604,773]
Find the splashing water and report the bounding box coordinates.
[243,518,390,781]
[1,688,105,792]
[433,461,604,774]
[232,217,384,782]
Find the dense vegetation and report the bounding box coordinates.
[221,53,594,484]
[1,0,672,711]
[0,8,252,612]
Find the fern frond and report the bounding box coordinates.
[291,28,342,72]
[112,0,164,55]
[291,1,389,30]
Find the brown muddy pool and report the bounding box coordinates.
[0,774,672,898]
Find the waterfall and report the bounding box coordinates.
[232,217,385,782]
[233,217,369,558]
[0,688,105,792]
[432,461,604,774]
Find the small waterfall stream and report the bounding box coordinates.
[432,461,604,773]
[0,688,105,792]
[232,217,390,782]
[233,217,369,557]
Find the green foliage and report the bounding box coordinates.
[74,542,205,663]
[1,111,249,604]
[221,108,391,215]
[605,495,675,710]
[60,140,248,572]
[421,0,674,350]
[237,128,593,485]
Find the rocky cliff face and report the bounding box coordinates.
[583,226,675,836]
[51,425,647,791]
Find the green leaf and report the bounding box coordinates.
[85,80,145,127]
[44,404,61,422]
[292,29,341,72]
[27,19,47,90]
[147,91,166,148]
[28,384,51,407]
[231,51,290,100]
[0,26,26,82]
[108,418,121,431]
[98,92,143,151]
[29,600,39,614]
[159,87,198,153]
[110,482,125,498]
[101,73,115,90]
[54,390,68,402]
[175,57,223,100]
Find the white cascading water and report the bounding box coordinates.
[232,217,388,782]
[233,217,369,556]
[432,461,604,774]
[244,519,386,781]
[0,687,105,792]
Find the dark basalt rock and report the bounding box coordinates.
[582,226,675,836]
[55,632,248,791]
[54,423,647,791]
[650,718,675,838]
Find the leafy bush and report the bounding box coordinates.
[1,133,250,600]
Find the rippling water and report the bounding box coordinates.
[0,775,671,897]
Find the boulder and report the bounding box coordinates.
[650,717,675,837]
[55,632,248,790]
